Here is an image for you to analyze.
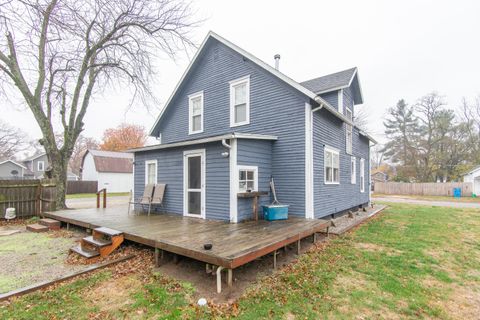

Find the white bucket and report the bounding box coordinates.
[5,208,16,220]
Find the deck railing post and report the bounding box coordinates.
[103,190,107,208]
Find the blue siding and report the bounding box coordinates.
[320,91,338,110]
[343,86,355,116]
[134,141,230,220]
[237,139,272,221]
[312,108,370,219]
[150,38,308,215]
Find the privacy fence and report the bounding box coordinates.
[66,180,97,194]
[374,182,473,197]
[0,179,57,219]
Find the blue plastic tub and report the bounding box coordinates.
[262,205,289,221]
[453,187,461,198]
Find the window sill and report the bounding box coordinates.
[230,121,250,128]
[324,182,340,185]
[188,130,203,135]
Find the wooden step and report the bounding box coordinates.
[93,227,123,237]
[26,223,49,233]
[82,235,112,248]
[39,218,61,230]
[70,245,99,258]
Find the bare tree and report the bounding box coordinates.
[0,120,27,159]
[69,134,98,176]
[0,0,198,208]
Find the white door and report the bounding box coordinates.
[183,149,206,218]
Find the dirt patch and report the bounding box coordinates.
[84,275,142,312]
[354,242,402,256]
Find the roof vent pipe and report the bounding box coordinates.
[274,54,280,70]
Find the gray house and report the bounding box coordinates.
[23,153,48,179]
[131,32,375,222]
[0,160,27,179]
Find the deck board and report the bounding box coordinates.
[44,206,330,269]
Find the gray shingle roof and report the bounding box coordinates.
[300,67,357,94]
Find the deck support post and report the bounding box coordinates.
[313,232,317,243]
[173,254,179,264]
[273,250,278,269]
[227,269,233,287]
[297,239,301,255]
[326,226,330,238]
[216,266,224,293]
[206,264,213,274]
[66,222,70,230]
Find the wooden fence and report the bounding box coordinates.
[66,180,98,194]
[0,179,57,219]
[374,182,473,197]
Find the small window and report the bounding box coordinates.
[238,166,258,192]
[360,158,365,192]
[324,147,340,184]
[37,161,44,172]
[145,160,157,185]
[338,89,344,114]
[351,156,356,184]
[230,76,250,127]
[346,107,353,155]
[188,91,203,134]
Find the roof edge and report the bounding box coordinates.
[0,159,27,169]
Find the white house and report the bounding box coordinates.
[81,150,133,193]
[463,166,480,196]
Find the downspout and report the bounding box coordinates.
[222,139,231,149]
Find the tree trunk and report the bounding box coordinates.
[47,149,69,210]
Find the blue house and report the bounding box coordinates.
[131,32,375,223]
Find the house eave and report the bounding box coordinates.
[129,133,278,153]
[0,159,27,169]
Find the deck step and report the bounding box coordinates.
[70,245,99,258]
[39,218,61,230]
[82,235,112,247]
[26,223,49,233]
[93,227,123,237]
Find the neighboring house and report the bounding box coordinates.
[0,160,27,179]
[81,150,134,193]
[131,31,375,222]
[371,171,388,183]
[463,166,480,196]
[23,153,48,179]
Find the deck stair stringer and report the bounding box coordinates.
[70,227,124,258]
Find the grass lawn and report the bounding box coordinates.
[66,192,130,199]
[2,203,479,319]
[373,193,480,203]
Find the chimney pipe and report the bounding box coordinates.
[274,54,281,70]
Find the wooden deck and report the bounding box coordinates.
[44,206,331,269]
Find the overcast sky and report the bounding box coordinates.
[4,0,480,148]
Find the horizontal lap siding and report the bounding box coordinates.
[320,91,338,110]
[134,142,229,220]
[343,86,355,115]
[237,139,272,221]
[313,108,370,218]
[150,39,307,217]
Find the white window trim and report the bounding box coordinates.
[237,165,258,192]
[360,158,365,193]
[37,161,44,172]
[346,108,353,155]
[229,75,250,127]
[338,89,344,114]
[188,91,204,135]
[324,146,340,185]
[145,160,158,185]
[351,156,356,184]
[183,149,206,219]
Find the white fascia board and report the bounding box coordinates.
[0,159,27,169]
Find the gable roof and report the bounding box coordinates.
[300,67,364,104]
[465,166,480,176]
[0,159,27,169]
[82,150,133,174]
[149,31,358,137]
[23,152,46,162]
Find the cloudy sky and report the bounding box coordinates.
[4,0,480,147]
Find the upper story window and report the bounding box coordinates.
[360,158,365,193]
[230,76,250,127]
[324,146,340,184]
[351,156,356,184]
[238,165,258,192]
[145,160,157,185]
[346,107,353,155]
[37,161,44,172]
[338,89,344,114]
[188,91,204,134]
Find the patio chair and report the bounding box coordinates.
[148,183,166,215]
[128,183,155,215]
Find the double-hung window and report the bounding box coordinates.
[324,147,340,184]
[346,107,353,155]
[238,166,258,192]
[188,91,204,134]
[351,156,356,184]
[230,76,250,127]
[145,160,157,185]
[37,161,44,172]
[360,158,365,192]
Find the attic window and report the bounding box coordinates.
[37,161,45,172]
[346,108,353,155]
[188,91,204,135]
[230,76,250,127]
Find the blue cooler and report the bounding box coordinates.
[262,204,289,221]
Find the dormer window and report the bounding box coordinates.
[230,76,250,127]
[188,91,204,134]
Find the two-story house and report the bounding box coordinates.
[131,32,375,222]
